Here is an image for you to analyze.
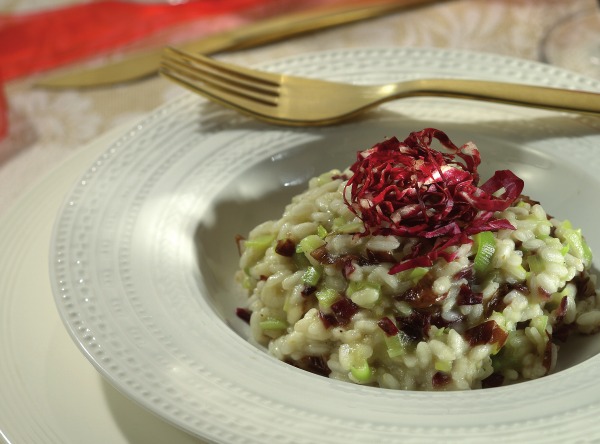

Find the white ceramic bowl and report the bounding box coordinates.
[50,48,600,443]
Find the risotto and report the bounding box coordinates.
[235,128,600,390]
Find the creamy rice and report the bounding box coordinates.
[235,130,600,390]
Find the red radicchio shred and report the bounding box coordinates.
[318,311,338,329]
[342,258,356,279]
[275,238,296,257]
[515,320,531,330]
[235,307,252,324]
[432,371,452,387]
[554,296,569,323]
[318,299,360,329]
[483,284,510,317]
[330,297,360,326]
[456,284,483,306]
[331,173,349,181]
[301,285,317,297]
[454,266,474,282]
[422,309,464,333]
[481,373,504,388]
[310,248,373,277]
[537,286,552,300]
[553,323,573,342]
[366,249,397,264]
[464,320,508,348]
[310,246,337,265]
[395,272,445,309]
[574,272,594,300]
[377,317,400,336]
[396,311,431,341]
[397,284,446,309]
[343,128,524,273]
[511,282,530,295]
[307,356,331,377]
[235,234,245,256]
[296,356,331,377]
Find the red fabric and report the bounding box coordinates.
[0,87,5,139]
[0,0,284,140]
[0,0,271,82]
[0,0,354,140]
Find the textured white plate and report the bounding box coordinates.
[50,48,600,443]
[0,124,206,444]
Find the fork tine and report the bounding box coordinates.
[164,47,281,92]
[159,60,281,121]
[160,61,277,106]
[161,56,278,107]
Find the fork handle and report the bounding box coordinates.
[385,79,600,115]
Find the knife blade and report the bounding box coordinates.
[35,0,441,89]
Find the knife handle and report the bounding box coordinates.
[180,0,442,55]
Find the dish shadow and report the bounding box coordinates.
[99,377,208,444]
[196,100,600,144]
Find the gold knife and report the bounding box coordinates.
[35,0,441,89]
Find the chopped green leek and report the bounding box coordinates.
[509,264,528,281]
[240,267,253,289]
[527,255,544,274]
[408,267,429,284]
[491,330,529,372]
[582,239,592,264]
[566,229,592,263]
[350,362,372,382]
[434,327,448,338]
[259,317,288,331]
[296,235,326,254]
[302,266,322,286]
[560,220,593,264]
[530,315,548,336]
[293,252,311,269]
[241,274,252,290]
[332,217,345,231]
[332,217,364,234]
[317,225,328,239]
[244,234,275,252]
[540,221,553,234]
[434,360,452,372]
[316,288,338,308]
[384,332,411,358]
[346,280,381,296]
[564,229,583,256]
[560,244,570,256]
[473,231,496,275]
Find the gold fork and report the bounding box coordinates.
[160,47,600,126]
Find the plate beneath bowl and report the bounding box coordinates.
[50,47,600,443]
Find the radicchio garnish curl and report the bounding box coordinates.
[343,128,524,273]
